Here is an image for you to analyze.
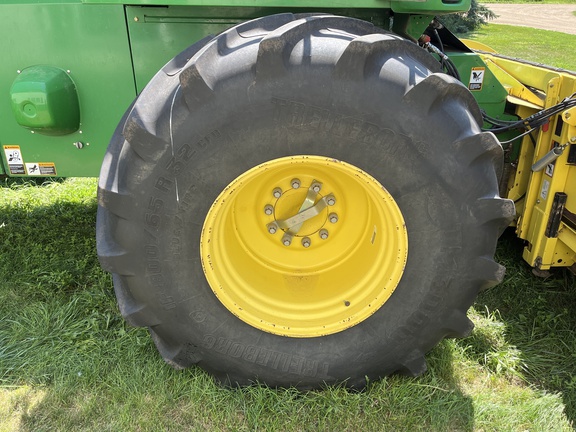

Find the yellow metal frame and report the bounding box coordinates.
[200,156,408,337]
[476,50,576,271]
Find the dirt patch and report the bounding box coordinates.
[484,4,576,35]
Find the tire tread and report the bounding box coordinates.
[97,13,513,389]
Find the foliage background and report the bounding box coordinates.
[440,0,497,33]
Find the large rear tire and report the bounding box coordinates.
[97,14,514,389]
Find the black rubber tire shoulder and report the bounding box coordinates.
[97,14,513,389]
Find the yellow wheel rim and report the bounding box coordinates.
[200,156,408,337]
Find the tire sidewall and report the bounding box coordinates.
[122,69,478,385]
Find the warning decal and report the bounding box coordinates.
[3,145,25,175]
[3,145,57,176]
[26,162,57,176]
[469,67,485,91]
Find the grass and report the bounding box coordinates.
[1,178,575,430]
[1,25,576,431]
[466,24,576,71]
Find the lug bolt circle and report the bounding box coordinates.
[319,229,329,240]
[329,213,338,223]
[264,205,274,215]
[273,188,282,199]
[291,179,301,189]
[302,237,311,248]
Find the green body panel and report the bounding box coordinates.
[448,51,508,119]
[85,0,470,15]
[0,3,135,177]
[10,66,81,136]
[1,0,506,179]
[127,6,391,91]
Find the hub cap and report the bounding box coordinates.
[200,156,408,337]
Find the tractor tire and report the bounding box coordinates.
[96,14,514,389]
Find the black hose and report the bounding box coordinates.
[483,97,576,134]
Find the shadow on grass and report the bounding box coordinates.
[413,341,476,430]
[4,179,571,428]
[0,176,67,188]
[7,343,475,431]
[472,229,576,424]
[0,205,475,430]
[0,181,475,430]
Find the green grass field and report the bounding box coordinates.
[467,24,576,71]
[1,25,576,432]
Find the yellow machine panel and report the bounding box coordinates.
[477,51,576,271]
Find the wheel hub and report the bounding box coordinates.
[200,156,408,337]
[266,180,336,248]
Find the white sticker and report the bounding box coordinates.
[26,163,41,175]
[541,179,550,200]
[469,67,485,91]
[26,162,57,176]
[3,145,25,175]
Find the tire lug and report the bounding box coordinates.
[319,229,329,240]
[264,205,274,216]
[291,179,301,189]
[329,213,338,223]
[273,188,282,199]
[302,237,311,248]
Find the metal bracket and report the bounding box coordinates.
[277,194,334,234]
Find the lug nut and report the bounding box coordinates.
[319,229,329,240]
[312,183,322,193]
[282,235,292,246]
[273,188,282,199]
[268,224,278,234]
[291,179,301,189]
[327,196,336,206]
[302,237,311,248]
[329,213,338,223]
[264,205,274,215]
